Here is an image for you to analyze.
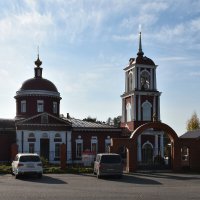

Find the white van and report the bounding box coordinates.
[94,153,123,178]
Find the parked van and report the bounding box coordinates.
[94,153,123,178]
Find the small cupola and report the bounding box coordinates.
[34,55,43,78]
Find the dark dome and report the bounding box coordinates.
[20,77,58,92]
[136,56,155,65]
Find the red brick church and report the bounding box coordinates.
[0,32,200,172]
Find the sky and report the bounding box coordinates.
[0,0,200,136]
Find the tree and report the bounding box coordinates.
[83,116,97,123]
[186,112,200,131]
[106,116,121,127]
[113,116,121,128]
[106,117,113,125]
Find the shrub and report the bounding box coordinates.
[0,165,12,174]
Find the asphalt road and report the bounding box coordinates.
[0,173,200,200]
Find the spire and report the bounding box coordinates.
[137,32,144,56]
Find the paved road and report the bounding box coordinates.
[0,173,200,200]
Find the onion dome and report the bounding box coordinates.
[15,55,60,99]
[135,32,155,66]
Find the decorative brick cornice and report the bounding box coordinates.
[15,90,61,99]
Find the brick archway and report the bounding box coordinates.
[110,122,181,172]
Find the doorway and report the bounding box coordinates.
[40,138,50,160]
[142,143,153,164]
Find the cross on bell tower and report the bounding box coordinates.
[120,32,162,132]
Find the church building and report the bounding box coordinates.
[10,54,121,164]
[0,32,200,172]
[119,32,165,168]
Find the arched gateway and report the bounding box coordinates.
[110,122,181,172]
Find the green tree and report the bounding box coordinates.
[106,116,121,127]
[83,116,97,122]
[113,116,121,128]
[106,117,112,125]
[186,112,200,131]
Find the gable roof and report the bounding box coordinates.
[16,112,71,127]
[180,130,200,139]
[70,118,115,128]
[67,118,121,133]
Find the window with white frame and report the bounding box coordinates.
[28,133,35,142]
[21,100,26,113]
[55,143,60,160]
[76,137,83,158]
[142,101,152,121]
[128,71,133,91]
[54,133,62,142]
[105,136,111,153]
[37,100,44,112]
[29,143,35,153]
[91,136,98,154]
[126,102,131,122]
[53,102,58,114]
[140,70,150,90]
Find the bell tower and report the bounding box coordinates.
[121,32,161,132]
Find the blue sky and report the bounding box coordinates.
[0,0,200,135]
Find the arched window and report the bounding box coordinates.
[55,133,61,138]
[28,133,35,138]
[54,133,62,142]
[128,71,133,91]
[126,103,131,122]
[181,146,190,168]
[91,136,98,154]
[42,133,48,138]
[28,133,35,153]
[105,136,111,153]
[140,70,150,90]
[76,136,83,158]
[28,133,36,142]
[142,101,152,121]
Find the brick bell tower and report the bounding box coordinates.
[121,32,161,132]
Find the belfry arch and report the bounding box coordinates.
[110,122,181,172]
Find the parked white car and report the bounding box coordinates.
[12,153,43,179]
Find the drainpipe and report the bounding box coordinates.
[21,131,24,153]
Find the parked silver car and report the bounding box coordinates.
[12,153,43,179]
[94,153,123,178]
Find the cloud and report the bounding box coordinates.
[189,72,200,77]
[112,34,135,41]
[157,56,187,62]
[141,1,169,13]
[0,5,53,45]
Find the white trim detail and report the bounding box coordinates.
[137,135,142,162]
[67,131,72,162]
[16,90,61,98]
[76,138,83,158]
[142,141,153,149]
[126,102,131,122]
[138,95,141,121]
[133,95,136,120]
